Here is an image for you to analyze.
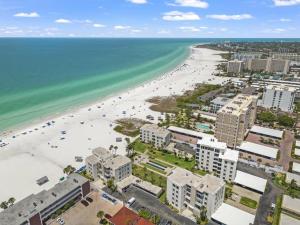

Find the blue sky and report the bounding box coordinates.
[0,0,299,37]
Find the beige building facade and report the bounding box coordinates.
[215,94,257,148]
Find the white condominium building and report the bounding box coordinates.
[215,94,257,148]
[227,60,244,74]
[85,147,132,182]
[247,58,290,74]
[196,135,239,182]
[140,123,171,148]
[167,167,225,219]
[261,84,296,112]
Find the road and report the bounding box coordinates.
[279,130,295,171]
[237,162,284,225]
[104,186,217,225]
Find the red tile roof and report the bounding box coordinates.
[109,206,154,225]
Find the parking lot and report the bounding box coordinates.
[105,186,217,225]
[47,191,123,225]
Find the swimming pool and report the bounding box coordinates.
[195,123,211,132]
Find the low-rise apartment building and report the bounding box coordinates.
[261,84,296,112]
[215,94,258,148]
[140,124,171,148]
[167,167,225,219]
[0,173,90,225]
[85,147,132,182]
[196,135,239,182]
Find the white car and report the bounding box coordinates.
[56,218,65,225]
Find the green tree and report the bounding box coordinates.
[97,210,104,219]
[7,197,15,207]
[278,115,295,128]
[63,165,76,175]
[0,201,8,209]
[257,111,277,123]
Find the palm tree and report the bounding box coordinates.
[7,197,15,207]
[0,201,8,209]
[97,210,105,221]
[63,165,75,175]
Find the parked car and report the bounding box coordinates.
[81,199,89,207]
[86,197,93,203]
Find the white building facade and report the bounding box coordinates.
[195,136,239,182]
[167,167,225,219]
[140,124,171,148]
[227,60,244,74]
[85,147,132,182]
[261,85,296,112]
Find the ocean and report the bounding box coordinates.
[0,38,299,131]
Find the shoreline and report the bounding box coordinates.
[0,46,229,203]
[0,45,190,137]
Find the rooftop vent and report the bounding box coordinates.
[52,192,57,197]
[73,179,78,183]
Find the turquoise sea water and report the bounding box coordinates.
[0,38,299,132]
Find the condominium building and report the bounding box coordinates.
[210,97,231,114]
[196,135,239,182]
[227,60,244,74]
[167,167,225,219]
[267,59,290,74]
[234,52,263,62]
[271,52,300,62]
[140,124,171,148]
[0,173,90,225]
[85,147,132,182]
[246,58,268,72]
[215,94,258,148]
[247,58,290,74]
[261,84,296,112]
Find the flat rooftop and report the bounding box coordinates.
[218,94,256,116]
[282,195,300,215]
[141,124,170,137]
[211,96,230,106]
[266,84,297,92]
[104,155,131,170]
[116,175,162,196]
[295,140,300,148]
[295,148,300,157]
[293,162,300,174]
[168,126,209,139]
[280,213,300,225]
[219,149,239,162]
[197,135,227,150]
[250,125,283,139]
[237,141,278,159]
[234,170,267,193]
[211,203,255,225]
[168,167,224,194]
[0,173,88,225]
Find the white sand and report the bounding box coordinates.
[0,47,229,203]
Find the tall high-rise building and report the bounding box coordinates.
[227,60,244,74]
[215,94,258,148]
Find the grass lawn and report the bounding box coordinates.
[240,196,258,209]
[148,149,195,170]
[272,195,283,225]
[133,164,167,203]
[131,140,149,153]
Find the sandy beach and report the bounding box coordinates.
[0,47,229,204]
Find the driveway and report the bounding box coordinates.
[104,186,217,225]
[237,162,284,225]
[279,130,295,171]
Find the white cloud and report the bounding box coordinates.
[207,14,253,20]
[157,29,171,34]
[179,26,200,32]
[162,11,200,21]
[93,23,105,28]
[280,18,291,22]
[273,0,300,6]
[263,28,286,33]
[168,0,208,8]
[114,25,131,30]
[127,0,147,4]
[14,12,40,18]
[131,29,142,33]
[220,28,228,32]
[55,19,72,24]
